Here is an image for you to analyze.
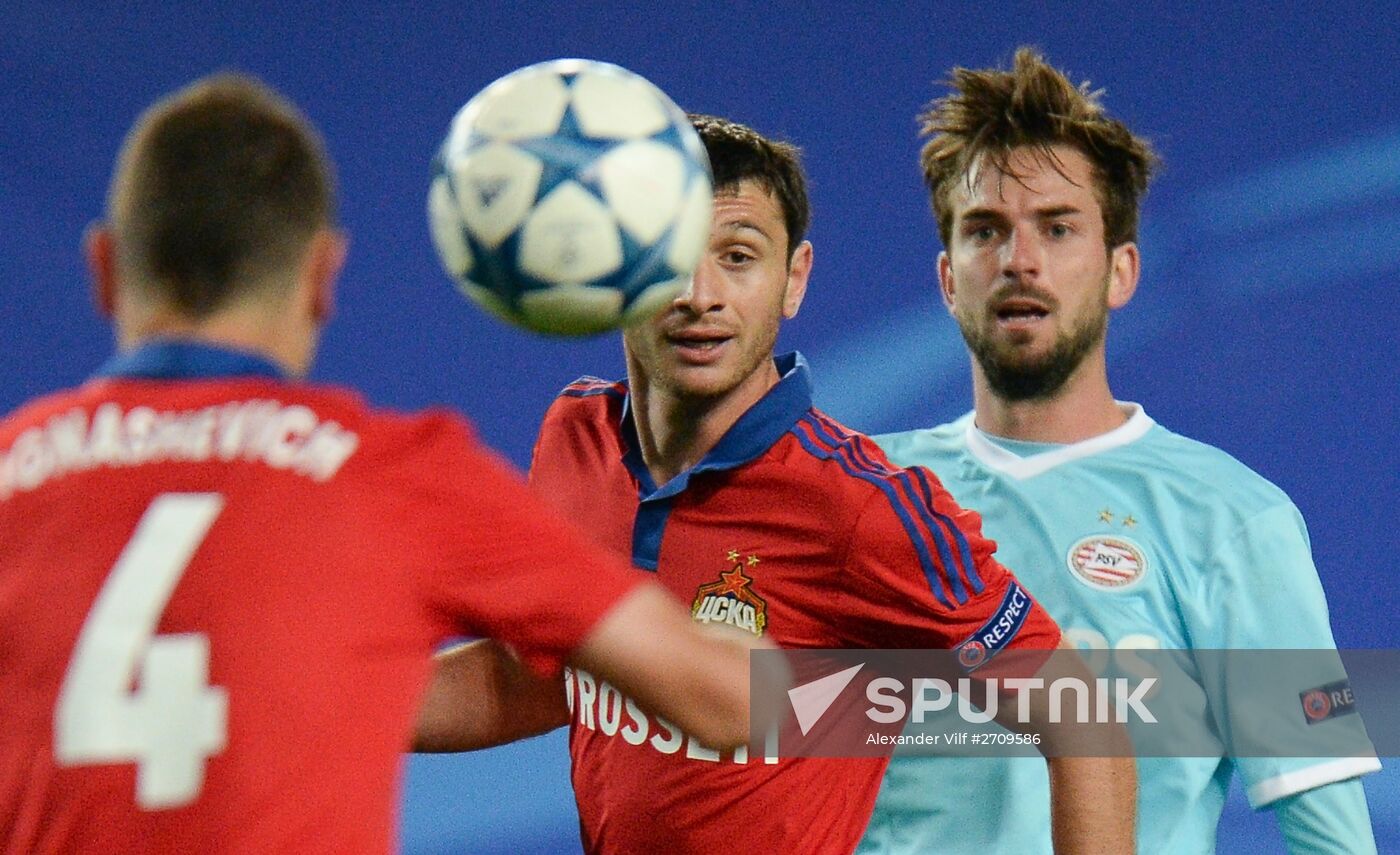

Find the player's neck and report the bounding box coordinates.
[629,361,779,488]
[119,303,313,378]
[971,359,1126,444]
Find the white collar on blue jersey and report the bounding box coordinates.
[964,402,1155,480]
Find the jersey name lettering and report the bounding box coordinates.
[564,667,777,765]
[0,400,359,498]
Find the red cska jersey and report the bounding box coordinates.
[529,353,1062,855]
[0,341,643,854]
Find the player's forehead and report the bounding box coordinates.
[711,179,786,246]
[952,144,1100,216]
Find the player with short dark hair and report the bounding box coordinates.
[107,74,336,318]
[0,73,764,854]
[858,47,1380,855]
[422,112,1138,854]
[687,113,809,256]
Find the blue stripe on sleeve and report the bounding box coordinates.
[907,466,985,596]
[802,415,971,605]
[789,424,955,610]
[560,385,625,399]
[829,423,974,604]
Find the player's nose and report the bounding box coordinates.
[1001,228,1043,280]
[675,259,725,314]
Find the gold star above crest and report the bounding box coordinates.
[1122,515,1138,528]
[1098,509,1114,523]
[747,554,760,567]
[726,549,739,562]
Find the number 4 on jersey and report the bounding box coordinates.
[54,493,229,809]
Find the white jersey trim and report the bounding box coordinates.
[1247,756,1383,807]
[963,402,1155,480]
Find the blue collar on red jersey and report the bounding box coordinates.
[95,339,288,381]
[619,351,812,499]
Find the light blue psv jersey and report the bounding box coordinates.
[859,405,1380,855]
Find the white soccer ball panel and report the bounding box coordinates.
[457,70,570,142]
[595,140,688,247]
[520,284,625,335]
[519,181,623,284]
[622,275,688,327]
[450,143,544,250]
[427,176,474,278]
[456,279,517,324]
[666,176,714,273]
[570,70,670,139]
[678,119,709,167]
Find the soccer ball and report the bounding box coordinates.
[428,59,713,335]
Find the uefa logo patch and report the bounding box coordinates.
[1301,690,1332,722]
[1067,536,1148,591]
[957,641,987,670]
[1299,680,1357,725]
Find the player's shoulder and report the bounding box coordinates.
[558,375,628,399]
[789,408,900,482]
[540,375,627,426]
[272,381,483,463]
[0,385,90,445]
[788,410,989,588]
[1133,421,1294,517]
[786,408,957,517]
[262,381,466,440]
[871,412,975,469]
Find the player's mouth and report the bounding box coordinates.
[666,328,733,364]
[993,297,1051,332]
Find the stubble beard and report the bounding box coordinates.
[958,285,1109,402]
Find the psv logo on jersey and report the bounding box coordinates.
[1067,535,1149,591]
[691,550,768,637]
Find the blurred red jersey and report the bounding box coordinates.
[529,353,1062,855]
[0,341,642,854]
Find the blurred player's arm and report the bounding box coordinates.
[571,582,778,750]
[1273,779,1377,854]
[415,583,777,753]
[414,638,567,752]
[414,420,783,755]
[966,639,1137,854]
[1027,640,1137,855]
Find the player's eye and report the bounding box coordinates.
[967,225,998,243]
[1047,222,1072,239]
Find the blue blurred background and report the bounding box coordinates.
[5,2,1397,851]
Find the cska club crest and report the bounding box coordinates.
[691,550,768,637]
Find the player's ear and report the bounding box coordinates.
[86,223,118,319]
[303,227,348,324]
[937,250,956,313]
[781,240,813,319]
[1107,241,1140,309]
